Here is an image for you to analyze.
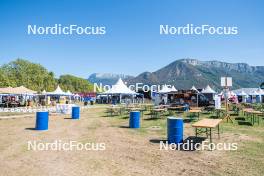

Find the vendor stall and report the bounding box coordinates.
[98,78,143,104]
[201,85,216,105]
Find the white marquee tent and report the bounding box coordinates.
[99,78,142,104]
[47,85,68,96]
[0,86,36,95]
[233,88,264,103]
[256,88,264,95]
[233,88,263,96]
[103,78,137,95]
[191,85,199,92]
[159,85,171,94]
[201,85,216,94]
[236,90,247,96]
[170,86,177,92]
[159,85,178,93]
[66,90,73,96]
[236,90,248,103]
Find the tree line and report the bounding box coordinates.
[0,59,94,93]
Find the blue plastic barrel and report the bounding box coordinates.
[35,111,49,130]
[167,117,183,144]
[72,106,80,119]
[129,111,140,128]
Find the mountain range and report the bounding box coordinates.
[88,59,264,91]
[88,73,134,85]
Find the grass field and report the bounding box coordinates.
[0,106,264,176]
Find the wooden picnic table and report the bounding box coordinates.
[167,106,185,110]
[143,104,154,106]
[127,107,144,112]
[190,107,203,111]
[142,104,154,106]
[160,105,170,108]
[243,109,263,125]
[192,119,222,143]
[242,108,254,113]
[141,104,154,111]
[125,107,138,110]
[126,107,145,118]
[242,108,254,116]
[151,108,166,118]
[107,106,124,117]
[214,108,226,118]
[188,109,202,120]
[204,106,215,112]
[153,108,165,112]
[167,106,188,115]
[189,109,202,113]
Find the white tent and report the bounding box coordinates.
[42,90,47,95]
[191,85,199,92]
[66,90,73,96]
[159,85,171,93]
[170,86,177,92]
[250,91,261,103]
[0,86,36,95]
[48,85,67,96]
[103,78,137,95]
[13,86,37,95]
[250,91,259,96]
[0,87,13,94]
[233,88,264,103]
[237,90,247,103]
[256,88,264,95]
[74,93,80,97]
[159,85,178,93]
[233,88,264,96]
[100,78,141,104]
[237,90,247,96]
[202,85,216,94]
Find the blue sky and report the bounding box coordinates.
[0,0,263,78]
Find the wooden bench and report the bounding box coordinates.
[192,119,222,143]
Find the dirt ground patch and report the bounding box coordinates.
[0,107,263,176]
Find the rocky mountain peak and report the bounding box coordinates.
[179,58,200,66]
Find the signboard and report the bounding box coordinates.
[214,95,221,109]
[221,77,232,87]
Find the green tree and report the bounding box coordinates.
[0,69,14,87]
[1,59,94,92]
[1,59,57,91]
[58,74,93,92]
